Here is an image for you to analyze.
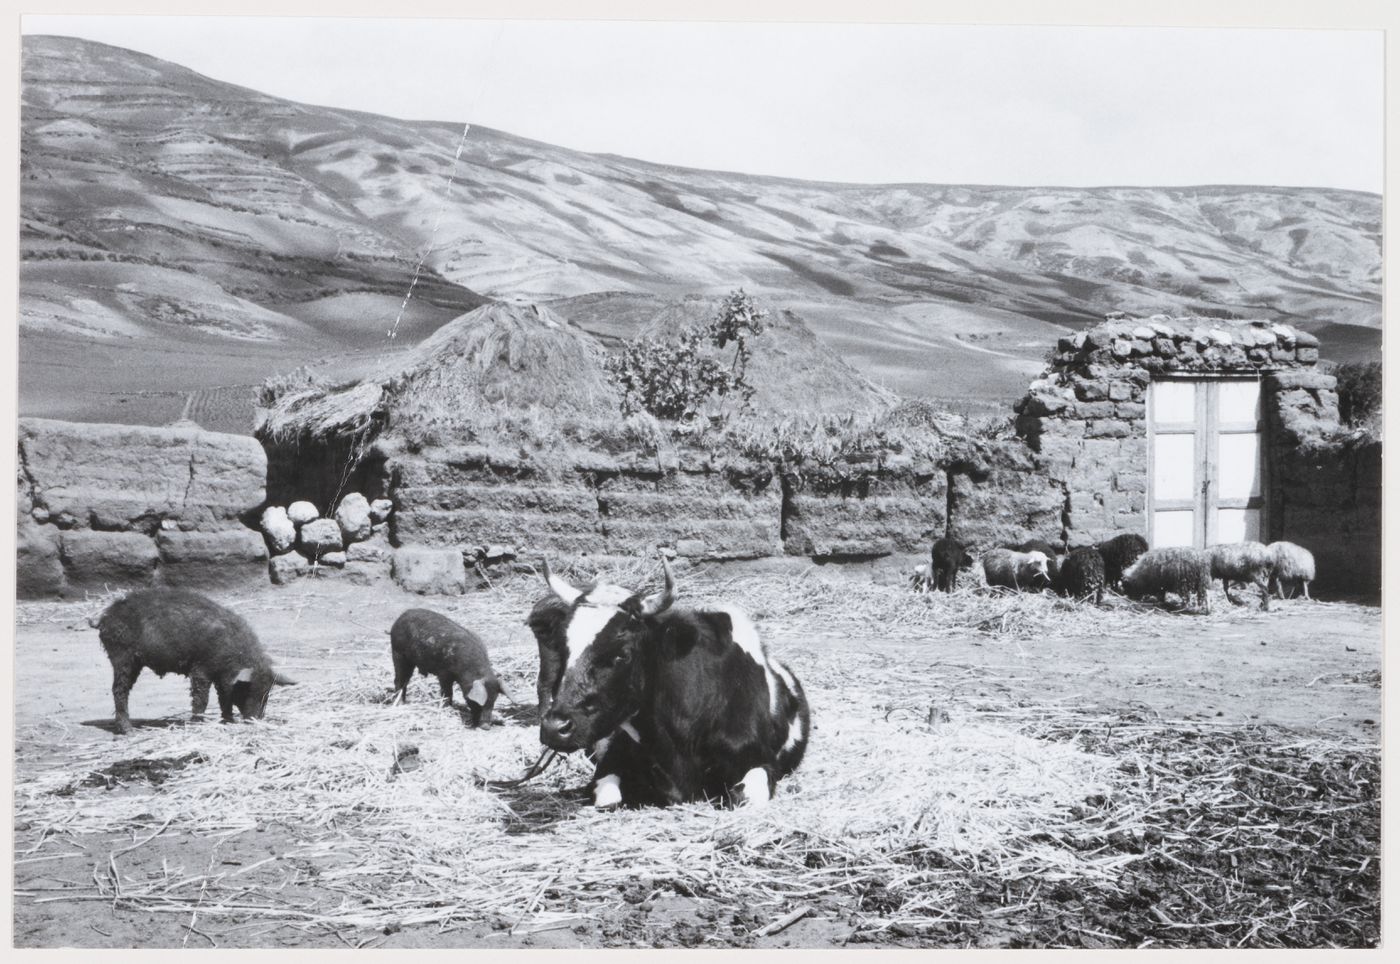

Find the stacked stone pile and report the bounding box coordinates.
[260,492,394,586]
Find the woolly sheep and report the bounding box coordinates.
[981,547,1052,592]
[1266,541,1316,600]
[1121,547,1211,613]
[1206,541,1272,611]
[1056,546,1106,604]
[1006,539,1060,589]
[1097,533,1148,591]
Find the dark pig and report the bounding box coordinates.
[96,588,297,735]
[390,608,505,727]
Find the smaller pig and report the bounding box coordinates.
[390,608,505,727]
[97,588,297,735]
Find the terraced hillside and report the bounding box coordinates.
[19,35,1382,425]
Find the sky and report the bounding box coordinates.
[20,16,1385,193]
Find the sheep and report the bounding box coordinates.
[1056,546,1107,604]
[1005,539,1060,589]
[1206,542,1272,611]
[931,534,974,592]
[1266,541,1316,600]
[1121,547,1211,613]
[1097,533,1148,591]
[981,547,1052,592]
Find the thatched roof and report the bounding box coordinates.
[256,301,620,442]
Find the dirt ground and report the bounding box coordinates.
[11,577,1382,948]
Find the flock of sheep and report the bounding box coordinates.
[916,533,1316,614]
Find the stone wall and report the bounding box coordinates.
[17,418,268,598]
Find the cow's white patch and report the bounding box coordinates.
[591,736,612,761]
[739,767,771,807]
[620,719,641,743]
[593,773,623,809]
[782,712,805,753]
[564,604,622,669]
[717,604,781,717]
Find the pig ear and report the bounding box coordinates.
[233,668,254,685]
[466,679,488,706]
[272,671,297,686]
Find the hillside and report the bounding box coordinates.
[19,35,1383,428]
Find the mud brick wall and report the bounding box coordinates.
[782,455,946,558]
[946,441,1066,550]
[1265,371,1380,595]
[388,446,601,555]
[592,454,782,561]
[16,418,268,598]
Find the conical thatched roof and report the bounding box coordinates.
[256,301,620,442]
[639,297,897,416]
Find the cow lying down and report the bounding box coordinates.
[528,557,810,809]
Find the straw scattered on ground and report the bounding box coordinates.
[13,568,1379,947]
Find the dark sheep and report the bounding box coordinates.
[1056,546,1107,604]
[97,588,296,735]
[390,609,505,727]
[930,534,974,592]
[1121,547,1211,613]
[1097,533,1149,591]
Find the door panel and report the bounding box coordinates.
[1153,509,1198,547]
[1148,378,1267,548]
[1152,433,1198,502]
[1217,380,1261,424]
[1152,380,1198,425]
[1216,433,1262,501]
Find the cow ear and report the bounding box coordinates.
[466,679,488,706]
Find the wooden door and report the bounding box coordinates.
[1148,377,1266,548]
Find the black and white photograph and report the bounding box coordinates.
[7,5,1387,950]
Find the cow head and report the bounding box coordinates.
[537,557,675,752]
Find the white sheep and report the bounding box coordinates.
[1266,541,1316,600]
[1206,542,1272,611]
[981,548,1051,592]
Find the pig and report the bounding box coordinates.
[390,608,505,727]
[96,588,297,735]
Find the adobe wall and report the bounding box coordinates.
[14,315,1379,598]
[16,418,269,598]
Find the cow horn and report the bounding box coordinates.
[541,557,583,605]
[639,554,676,616]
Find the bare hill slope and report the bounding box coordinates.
[20,35,1382,423]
